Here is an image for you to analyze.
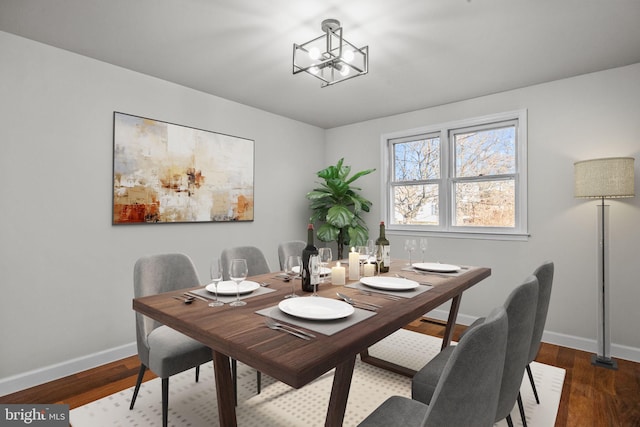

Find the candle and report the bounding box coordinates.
[363,262,375,277]
[348,247,360,280]
[331,262,346,285]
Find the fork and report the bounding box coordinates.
[357,289,402,301]
[264,318,314,339]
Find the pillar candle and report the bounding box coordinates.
[348,247,360,280]
[363,262,375,277]
[331,262,346,285]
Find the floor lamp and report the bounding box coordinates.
[574,157,635,370]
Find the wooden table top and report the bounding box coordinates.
[133,262,491,389]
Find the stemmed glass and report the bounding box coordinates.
[357,245,369,275]
[375,245,383,276]
[229,259,248,307]
[309,254,321,297]
[404,239,417,266]
[367,239,375,262]
[284,255,301,298]
[208,258,224,307]
[419,238,428,263]
[318,247,332,284]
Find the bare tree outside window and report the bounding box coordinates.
[386,111,526,236]
[452,126,516,227]
[392,136,439,225]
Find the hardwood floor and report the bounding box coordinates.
[2,319,639,426]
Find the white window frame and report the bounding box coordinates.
[381,110,528,241]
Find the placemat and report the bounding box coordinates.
[255,303,376,336]
[191,284,275,304]
[400,265,475,278]
[345,281,433,299]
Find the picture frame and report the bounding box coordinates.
[112,112,254,224]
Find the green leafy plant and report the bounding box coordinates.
[306,158,375,260]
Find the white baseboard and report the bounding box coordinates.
[425,309,640,363]
[0,342,137,397]
[3,310,640,397]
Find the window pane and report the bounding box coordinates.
[455,126,515,177]
[392,184,439,225]
[454,180,515,227]
[393,137,440,181]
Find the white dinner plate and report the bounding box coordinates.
[278,297,354,320]
[292,266,332,276]
[206,280,260,296]
[359,276,419,291]
[412,262,461,273]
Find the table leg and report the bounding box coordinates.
[359,348,417,378]
[360,292,465,376]
[325,355,356,427]
[441,294,462,350]
[213,350,237,427]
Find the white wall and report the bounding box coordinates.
[0,31,325,390]
[326,63,640,360]
[2,28,639,395]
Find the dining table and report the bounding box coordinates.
[132,259,490,427]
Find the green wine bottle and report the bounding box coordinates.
[375,221,390,273]
[301,224,319,292]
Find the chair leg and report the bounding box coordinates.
[195,365,200,382]
[526,363,540,404]
[506,414,514,427]
[517,392,528,427]
[129,364,147,410]
[257,371,261,394]
[161,377,169,427]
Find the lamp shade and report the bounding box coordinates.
[574,157,635,199]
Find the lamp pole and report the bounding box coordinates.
[593,198,617,369]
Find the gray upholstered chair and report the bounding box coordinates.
[220,245,269,396]
[526,261,554,404]
[358,306,508,427]
[412,276,539,427]
[130,253,213,427]
[221,245,271,280]
[277,240,306,270]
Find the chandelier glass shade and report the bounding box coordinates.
[293,19,368,87]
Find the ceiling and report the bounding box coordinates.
[2,0,640,129]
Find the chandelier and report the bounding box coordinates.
[293,19,369,87]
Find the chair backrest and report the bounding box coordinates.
[495,275,539,422]
[423,306,508,427]
[528,261,554,363]
[277,240,306,270]
[221,246,270,280]
[133,253,201,363]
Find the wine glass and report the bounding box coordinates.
[357,245,369,275]
[404,239,416,266]
[419,238,428,263]
[367,239,375,262]
[309,254,321,296]
[228,259,248,307]
[318,247,332,284]
[208,258,224,307]
[375,245,383,276]
[284,255,301,298]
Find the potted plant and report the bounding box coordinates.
[306,158,375,260]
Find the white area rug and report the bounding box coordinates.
[70,330,564,426]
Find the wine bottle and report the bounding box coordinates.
[375,221,391,273]
[301,223,319,292]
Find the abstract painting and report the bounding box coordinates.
[112,112,254,224]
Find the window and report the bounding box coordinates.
[382,110,527,239]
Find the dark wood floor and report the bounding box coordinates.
[2,319,639,426]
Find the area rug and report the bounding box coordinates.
[70,330,564,426]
